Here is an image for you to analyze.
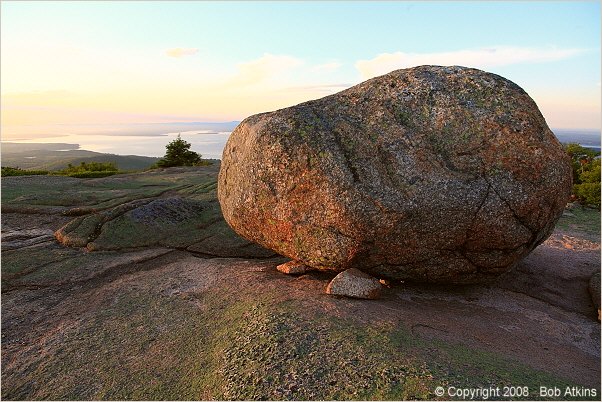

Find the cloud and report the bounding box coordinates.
[165,47,199,58]
[311,61,343,73]
[225,53,303,87]
[356,46,586,79]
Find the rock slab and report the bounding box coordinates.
[325,268,383,299]
[218,65,572,283]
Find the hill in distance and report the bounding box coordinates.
[1,142,160,171]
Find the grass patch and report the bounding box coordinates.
[202,296,587,401]
[1,290,217,400]
[556,206,600,242]
[396,334,580,400]
[1,246,79,285]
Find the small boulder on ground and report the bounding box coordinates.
[325,268,383,299]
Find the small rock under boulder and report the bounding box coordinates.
[218,65,572,283]
[277,260,312,275]
[325,268,383,299]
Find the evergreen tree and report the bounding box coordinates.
[156,134,202,167]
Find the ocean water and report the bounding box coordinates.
[5,125,600,159]
[7,130,232,160]
[3,121,239,160]
[553,129,601,152]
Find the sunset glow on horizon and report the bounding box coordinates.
[1,1,600,142]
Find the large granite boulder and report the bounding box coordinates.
[218,65,572,283]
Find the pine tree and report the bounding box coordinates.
[156,134,202,167]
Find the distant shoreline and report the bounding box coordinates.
[2,127,600,160]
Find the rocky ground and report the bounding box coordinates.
[1,165,600,400]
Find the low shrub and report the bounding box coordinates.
[1,167,49,177]
[60,161,118,175]
[1,162,126,179]
[64,171,119,178]
[52,161,122,178]
[574,182,601,209]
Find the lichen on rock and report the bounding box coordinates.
[218,65,572,283]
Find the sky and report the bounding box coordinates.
[1,1,600,142]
